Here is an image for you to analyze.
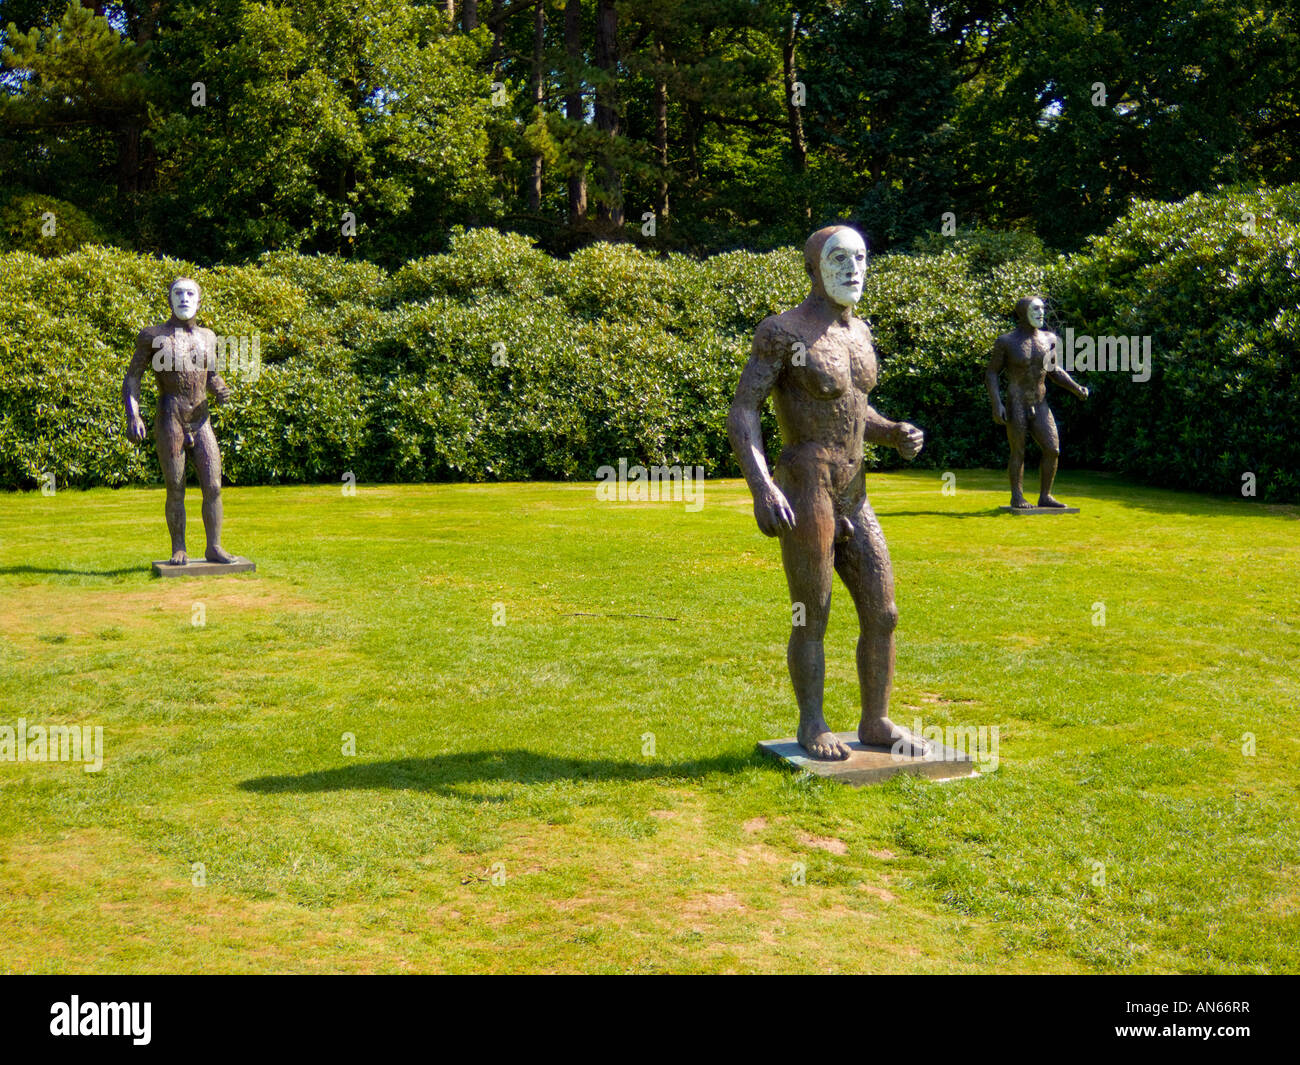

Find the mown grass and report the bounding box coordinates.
[0,469,1296,973]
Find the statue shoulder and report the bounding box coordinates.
[136,324,166,349]
[753,312,800,361]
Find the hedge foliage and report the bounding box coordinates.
[1,185,1296,501]
[1054,185,1300,503]
[0,190,114,257]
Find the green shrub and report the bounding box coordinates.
[863,248,1054,471]
[0,192,114,257]
[1053,185,1300,503]
[1,187,1297,502]
[910,226,1051,272]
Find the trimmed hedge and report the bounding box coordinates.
[1053,185,1300,503]
[1,186,1296,501]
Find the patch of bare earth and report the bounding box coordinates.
[0,583,319,643]
[797,831,848,855]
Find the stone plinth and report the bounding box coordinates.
[757,733,978,786]
[151,557,256,577]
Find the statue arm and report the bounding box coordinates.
[1045,361,1086,403]
[206,372,231,404]
[123,330,152,441]
[864,407,905,448]
[854,325,920,457]
[865,405,923,459]
[727,321,783,494]
[202,332,231,403]
[985,341,1004,404]
[727,320,795,535]
[986,341,1007,423]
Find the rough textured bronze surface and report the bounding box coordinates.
[151,557,256,577]
[757,734,978,785]
[985,296,1089,511]
[728,226,932,764]
[123,278,248,568]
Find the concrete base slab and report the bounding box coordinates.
[998,505,1080,514]
[151,557,256,577]
[757,733,978,786]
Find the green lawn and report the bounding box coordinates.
[1,469,1297,973]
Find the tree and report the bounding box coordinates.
[142,0,498,262]
[0,1,153,203]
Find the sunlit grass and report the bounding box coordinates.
[0,469,1296,973]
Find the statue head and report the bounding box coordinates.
[805,225,867,308]
[1015,296,1046,330]
[169,277,202,324]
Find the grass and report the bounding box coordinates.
[0,468,1297,973]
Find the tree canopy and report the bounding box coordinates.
[2,0,1296,262]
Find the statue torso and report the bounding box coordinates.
[998,327,1057,404]
[763,306,876,496]
[143,322,215,424]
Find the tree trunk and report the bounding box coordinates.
[489,0,504,68]
[115,127,140,196]
[783,10,808,176]
[653,34,669,223]
[462,0,478,31]
[527,0,545,213]
[594,0,622,228]
[115,0,165,202]
[684,99,700,183]
[565,0,587,224]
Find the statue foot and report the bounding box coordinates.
[1037,495,1068,508]
[169,549,188,565]
[797,722,851,761]
[205,545,237,564]
[859,716,931,757]
[1010,497,1035,510]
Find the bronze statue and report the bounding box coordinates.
[123,278,238,566]
[728,225,928,762]
[986,297,1089,509]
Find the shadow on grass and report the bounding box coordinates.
[908,468,1300,519]
[875,509,1005,519]
[1038,471,1298,519]
[0,564,142,578]
[240,749,758,801]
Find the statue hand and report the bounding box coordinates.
[992,402,1006,426]
[212,383,231,405]
[754,483,796,537]
[127,414,147,443]
[896,422,924,460]
[1078,386,1089,400]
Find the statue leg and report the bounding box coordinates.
[1032,405,1064,507]
[1006,406,1032,508]
[156,423,188,564]
[192,421,234,563]
[835,501,929,755]
[775,463,849,761]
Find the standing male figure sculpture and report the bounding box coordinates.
[986,296,1089,510]
[123,278,240,566]
[728,225,928,762]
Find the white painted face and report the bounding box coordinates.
[819,229,867,306]
[1027,299,1046,329]
[169,280,201,323]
